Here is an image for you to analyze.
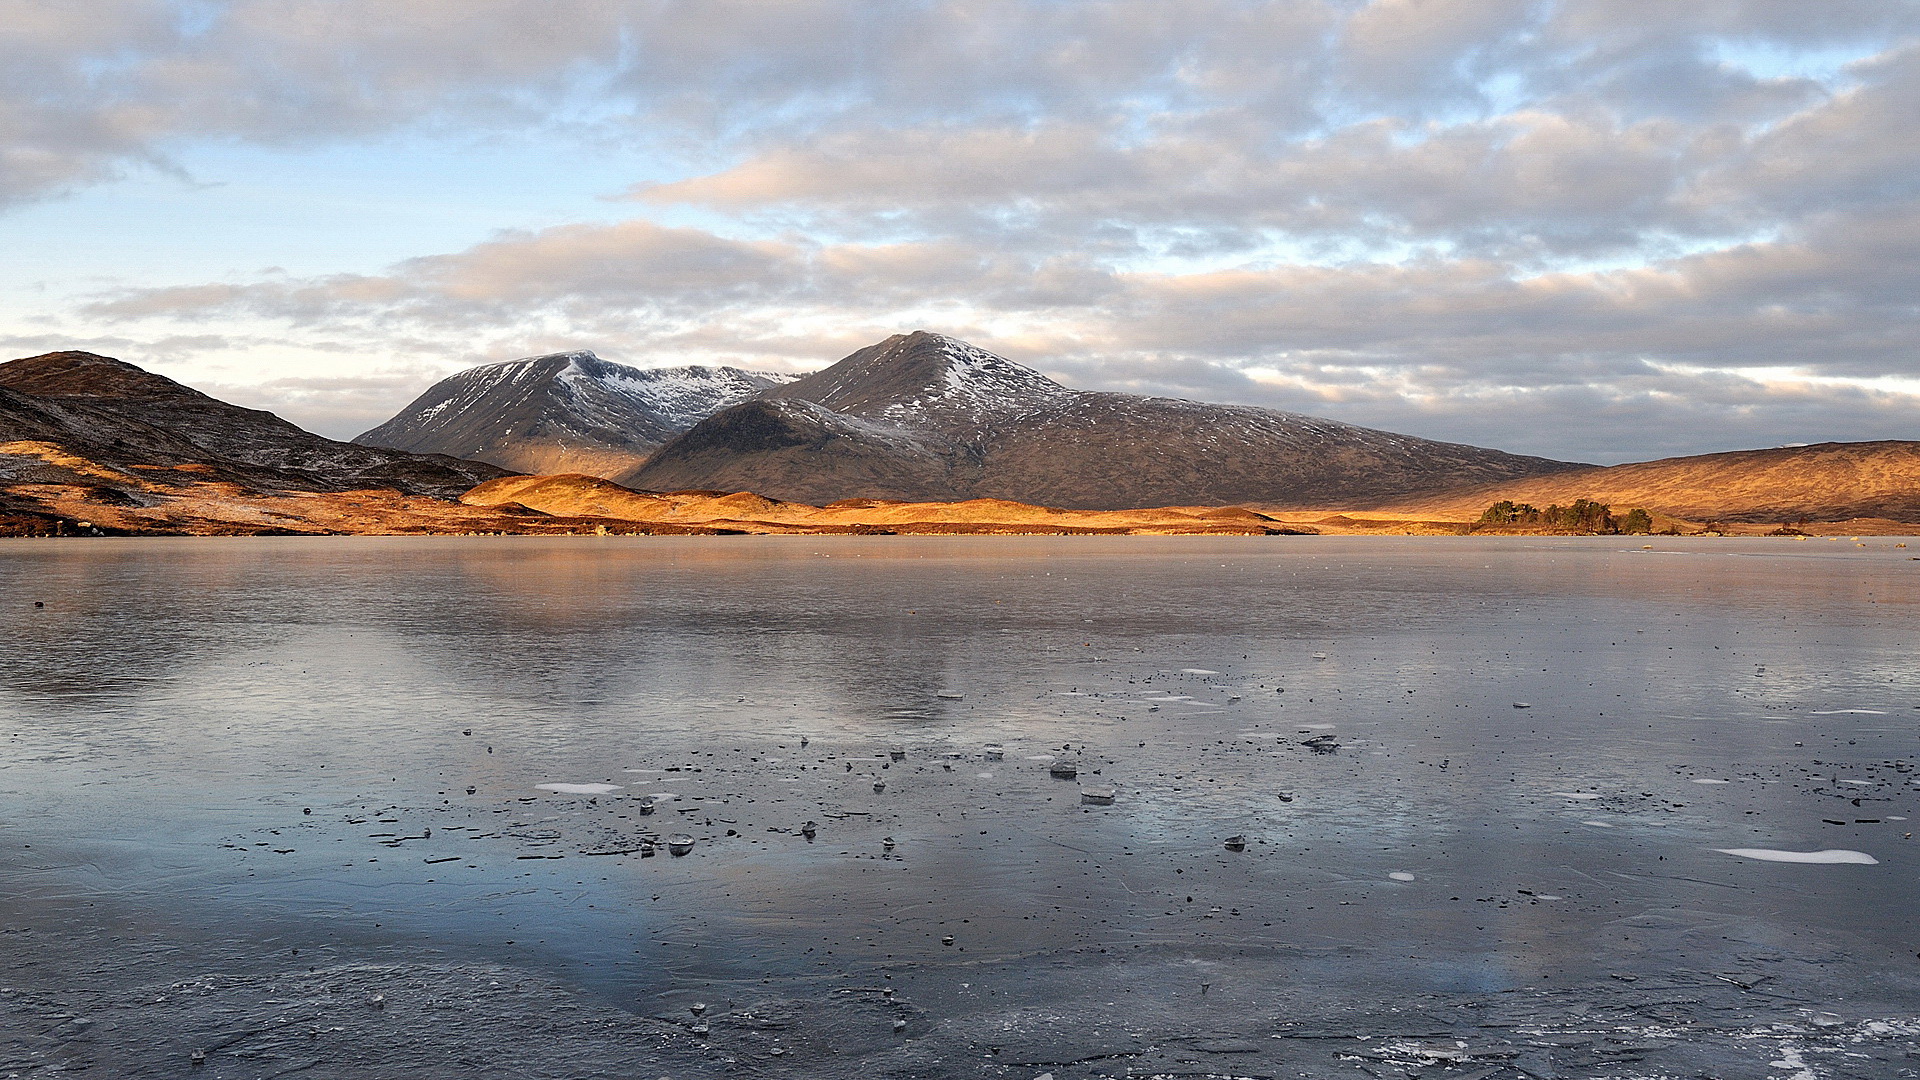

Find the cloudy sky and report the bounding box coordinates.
[2,1,1916,462]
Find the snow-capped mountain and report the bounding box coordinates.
[626,331,1582,508]
[353,351,796,477]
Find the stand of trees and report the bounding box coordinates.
[1476,500,1654,534]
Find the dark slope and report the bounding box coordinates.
[353,351,793,477]
[0,351,505,497]
[627,332,1580,508]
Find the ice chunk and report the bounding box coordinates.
[1179,668,1220,675]
[984,744,1005,760]
[1223,835,1248,851]
[667,835,695,856]
[1714,847,1878,864]
[536,783,621,795]
[1049,761,1079,779]
[1811,709,1887,715]
[1550,792,1602,800]
[1388,871,1415,881]
[1300,734,1339,754]
[1690,778,1730,784]
[1080,785,1115,805]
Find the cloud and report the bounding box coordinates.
[71,182,1920,459]
[8,1,1920,459]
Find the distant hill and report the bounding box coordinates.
[0,351,503,498]
[354,351,794,476]
[1351,441,1920,523]
[460,472,1306,535]
[623,331,1580,508]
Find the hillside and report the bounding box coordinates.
[1350,441,1920,524]
[0,351,504,498]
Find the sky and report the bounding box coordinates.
[2,0,1917,463]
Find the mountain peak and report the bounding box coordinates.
[0,351,209,401]
[354,349,795,476]
[768,331,1069,424]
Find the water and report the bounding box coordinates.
[3,534,1918,1078]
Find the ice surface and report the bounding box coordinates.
[535,783,621,795]
[8,535,1920,1075]
[1715,848,1879,864]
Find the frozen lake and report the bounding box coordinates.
[3,535,1918,1078]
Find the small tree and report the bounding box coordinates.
[1621,508,1653,534]
[1478,501,1538,525]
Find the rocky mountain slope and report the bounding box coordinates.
[623,331,1581,508]
[1352,440,1920,524]
[0,350,513,533]
[354,351,794,476]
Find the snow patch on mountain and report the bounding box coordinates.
[881,334,1075,428]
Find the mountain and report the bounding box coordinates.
[353,351,795,476]
[622,331,1581,508]
[0,350,505,507]
[1353,440,1920,524]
